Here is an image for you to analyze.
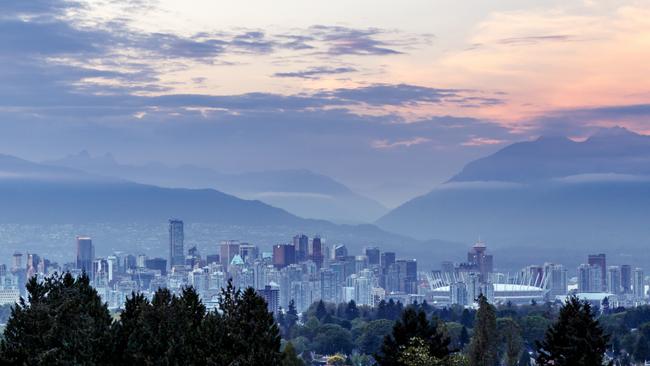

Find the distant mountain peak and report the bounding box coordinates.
[590,125,639,138]
[449,126,650,183]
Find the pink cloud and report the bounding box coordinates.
[372,136,431,149]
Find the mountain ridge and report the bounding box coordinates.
[45,152,388,223]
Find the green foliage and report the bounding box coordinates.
[519,315,552,344]
[398,337,440,366]
[468,294,498,366]
[355,319,394,355]
[313,323,354,355]
[282,341,305,366]
[0,274,282,366]
[376,307,451,366]
[633,334,650,363]
[536,295,609,366]
[0,273,112,365]
[497,317,523,366]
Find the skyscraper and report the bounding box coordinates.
[333,244,348,260]
[220,240,240,273]
[293,234,309,262]
[272,244,296,269]
[396,259,417,294]
[577,264,602,293]
[76,236,94,278]
[310,236,324,269]
[588,253,607,291]
[544,263,568,297]
[607,266,622,294]
[467,240,494,281]
[168,219,184,269]
[381,252,396,270]
[633,268,645,299]
[621,264,633,294]
[364,246,380,266]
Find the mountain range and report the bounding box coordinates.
[0,153,456,267]
[377,127,650,268]
[45,152,387,223]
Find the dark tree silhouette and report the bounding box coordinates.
[536,295,610,366]
[468,294,498,366]
[376,307,451,366]
[0,273,112,365]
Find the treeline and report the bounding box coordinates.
[0,273,618,365]
[0,273,284,365]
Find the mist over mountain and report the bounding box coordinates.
[450,126,650,183]
[0,153,454,267]
[377,127,650,267]
[45,152,387,223]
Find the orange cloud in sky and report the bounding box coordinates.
[430,4,650,130]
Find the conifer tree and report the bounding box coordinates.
[536,295,610,366]
[315,300,328,321]
[0,273,112,365]
[468,294,498,366]
[459,326,470,349]
[376,307,450,366]
[282,341,304,366]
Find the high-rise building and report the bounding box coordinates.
[333,245,348,261]
[76,236,94,278]
[467,240,493,281]
[320,268,337,303]
[258,285,280,314]
[544,263,568,297]
[239,244,259,264]
[577,264,602,293]
[607,266,622,294]
[11,252,22,271]
[168,219,184,269]
[621,265,632,294]
[310,236,324,268]
[633,268,645,299]
[293,234,309,262]
[273,244,296,269]
[450,282,468,306]
[145,258,168,275]
[588,253,607,292]
[220,240,240,273]
[353,270,374,306]
[396,259,418,294]
[381,252,396,270]
[364,246,380,266]
[523,265,544,287]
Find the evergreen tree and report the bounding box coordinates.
[0,273,112,365]
[468,294,498,366]
[460,308,474,328]
[286,299,299,337]
[217,280,282,365]
[633,334,650,364]
[498,317,523,366]
[459,326,470,349]
[536,295,610,366]
[346,300,360,320]
[110,292,152,364]
[376,307,450,366]
[282,342,304,366]
[315,300,328,321]
[111,286,208,365]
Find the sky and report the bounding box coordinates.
[0,0,649,206]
